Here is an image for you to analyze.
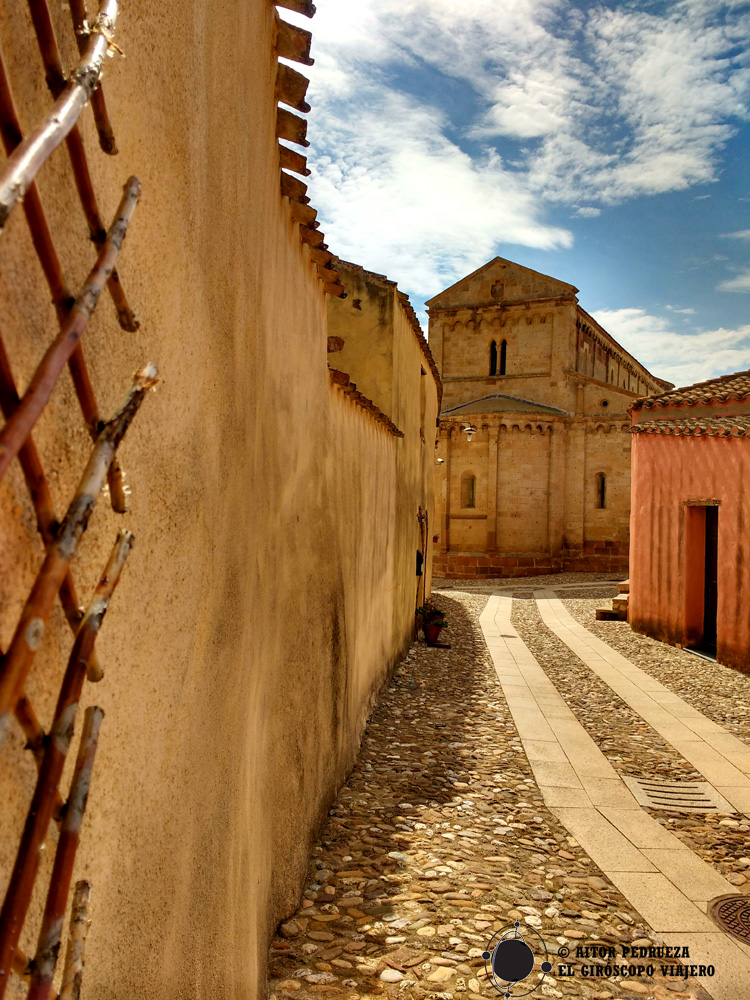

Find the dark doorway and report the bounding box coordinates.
[702,506,718,656]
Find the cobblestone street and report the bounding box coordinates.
[266,577,750,1000]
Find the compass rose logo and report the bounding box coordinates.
[482,919,554,998]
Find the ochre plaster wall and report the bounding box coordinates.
[0,3,429,998]
[630,433,750,672]
[326,262,440,629]
[326,268,395,418]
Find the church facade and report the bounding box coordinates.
[428,257,670,578]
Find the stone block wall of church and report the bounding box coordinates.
[436,306,576,413]
[434,417,632,577]
[582,424,632,549]
[0,3,437,999]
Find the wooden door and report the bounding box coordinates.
[702,506,718,655]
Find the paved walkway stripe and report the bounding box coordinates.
[534,591,750,816]
[480,593,750,1000]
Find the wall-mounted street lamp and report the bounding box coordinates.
[462,423,478,442]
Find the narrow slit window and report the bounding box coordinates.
[596,472,606,509]
[490,340,497,375]
[500,339,507,375]
[461,473,476,509]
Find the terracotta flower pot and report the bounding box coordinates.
[423,622,444,645]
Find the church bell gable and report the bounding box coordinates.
[425,256,578,311]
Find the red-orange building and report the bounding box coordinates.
[629,371,750,672]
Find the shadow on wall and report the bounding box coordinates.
[268,594,507,978]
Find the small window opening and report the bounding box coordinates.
[490,340,497,375]
[500,339,507,375]
[596,472,606,510]
[461,473,476,509]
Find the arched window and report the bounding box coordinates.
[490,340,498,375]
[596,472,606,510]
[461,472,476,509]
[500,339,507,375]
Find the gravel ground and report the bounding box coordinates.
[557,596,750,887]
[511,597,704,785]
[564,599,750,742]
[267,591,711,1000]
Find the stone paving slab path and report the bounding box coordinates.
[266,588,728,1000]
[534,593,750,816]
[480,592,750,1000]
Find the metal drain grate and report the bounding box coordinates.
[709,894,750,944]
[622,776,735,814]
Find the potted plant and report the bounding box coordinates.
[416,601,448,645]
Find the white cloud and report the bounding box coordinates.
[307,86,572,291]
[594,307,750,386]
[722,229,750,239]
[292,0,749,299]
[665,305,697,315]
[718,269,750,293]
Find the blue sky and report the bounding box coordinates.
[282,0,750,386]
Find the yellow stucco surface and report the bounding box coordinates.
[0,3,438,998]
[429,258,668,577]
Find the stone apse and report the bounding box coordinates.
[428,257,670,578]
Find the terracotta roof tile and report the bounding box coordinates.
[328,368,405,437]
[332,258,442,407]
[631,369,750,411]
[631,414,750,437]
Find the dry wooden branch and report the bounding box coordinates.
[59,882,91,1000]
[276,108,309,147]
[0,531,132,1000]
[68,0,118,154]
[24,0,137,328]
[275,0,316,17]
[0,0,120,231]
[278,144,310,177]
[0,365,156,740]
[28,710,103,1000]
[0,55,73,317]
[276,17,314,65]
[10,951,30,984]
[0,54,134,509]
[0,331,102,678]
[276,63,311,113]
[0,177,141,485]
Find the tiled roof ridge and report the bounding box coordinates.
[328,368,405,437]
[442,393,567,416]
[631,369,750,412]
[273,2,346,298]
[332,256,443,409]
[396,291,443,410]
[631,413,750,437]
[576,307,672,391]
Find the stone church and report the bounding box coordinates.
[429,257,671,578]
